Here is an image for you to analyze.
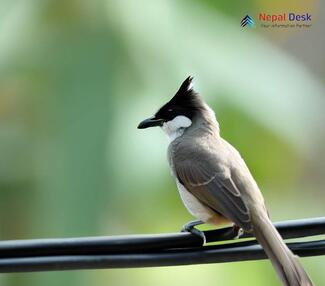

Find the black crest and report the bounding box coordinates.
[155,76,204,121]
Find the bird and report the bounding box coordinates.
[137,76,313,286]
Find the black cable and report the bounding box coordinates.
[1,217,324,258]
[0,217,324,273]
[0,240,324,273]
[0,233,203,258]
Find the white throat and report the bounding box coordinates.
[161,115,192,142]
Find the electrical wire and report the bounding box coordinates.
[0,217,324,273]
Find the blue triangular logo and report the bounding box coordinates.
[241,15,255,27]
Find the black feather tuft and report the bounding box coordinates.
[154,76,205,122]
[177,76,194,94]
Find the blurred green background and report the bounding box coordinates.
[0,0,324,285]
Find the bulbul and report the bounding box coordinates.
[138,76,313,286]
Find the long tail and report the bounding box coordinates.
[252,214,313,286]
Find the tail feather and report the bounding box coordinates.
[252,215,313,286]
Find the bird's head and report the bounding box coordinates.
[137,76,206,139]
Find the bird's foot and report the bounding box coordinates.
[181,220,206,245]
[233,224,244,240]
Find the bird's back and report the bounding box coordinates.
[168,123,268,225]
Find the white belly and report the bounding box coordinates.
[176,180,215,222]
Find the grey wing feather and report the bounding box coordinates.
[174,154,252,231]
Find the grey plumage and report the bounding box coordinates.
[138,77,313,286]
[168,98,313,286]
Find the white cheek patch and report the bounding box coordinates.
[162,115,192,142]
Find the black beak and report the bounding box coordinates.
[137,116,164,129]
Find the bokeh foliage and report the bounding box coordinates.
[0,0,324,285]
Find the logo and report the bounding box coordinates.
[258,12,312,28]
[259,13,311,23]
[241,15,255,27]
[241,13,312,29]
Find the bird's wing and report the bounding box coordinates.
[173,148,252,231]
